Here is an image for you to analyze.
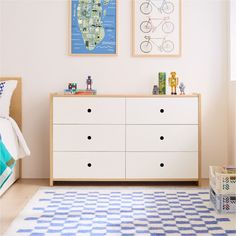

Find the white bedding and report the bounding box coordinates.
[0,117,30,160]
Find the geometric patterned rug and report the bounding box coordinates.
[4,188,236,236]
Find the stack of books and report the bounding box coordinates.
[75,89,97,95]
[64,89,97,95]
[64,89,77,95]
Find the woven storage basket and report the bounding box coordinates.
[210,187,236,213]
[209,166,236,195]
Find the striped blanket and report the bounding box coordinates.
[0,137,16,188]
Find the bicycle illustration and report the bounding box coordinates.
[140,16,174,34]
[140,0,174,15]
[140,35,174,53]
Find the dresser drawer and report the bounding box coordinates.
[126,125,198,151]
[53,152,125,179]
[53,97,125,124]
[126,98,198,124]
[126,152,198,179]
[53,125,125,151]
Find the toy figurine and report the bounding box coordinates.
[68,83,77,90]
[168,72,179,95]
[179,82,186,95]
[86,76,92,90]
[152,85,159,95]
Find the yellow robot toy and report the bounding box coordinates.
[168,72,179,95]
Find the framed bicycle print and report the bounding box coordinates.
[69,0,117,55]
[132,0,181,57]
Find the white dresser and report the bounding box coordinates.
[50,94,201,186]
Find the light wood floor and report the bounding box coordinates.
[0,179,209,235]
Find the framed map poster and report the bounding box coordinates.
[69,0,117,55]
[133,0,181,57]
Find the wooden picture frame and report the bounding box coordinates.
[132,0,182,57]
[69,0,118,56]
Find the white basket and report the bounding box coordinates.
[210,187,236,213]
[209,166,236,195]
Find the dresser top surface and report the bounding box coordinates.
[51,93,200,98]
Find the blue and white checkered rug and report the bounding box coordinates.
[4,188,236,236]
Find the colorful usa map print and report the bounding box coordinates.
[71,0,116,54]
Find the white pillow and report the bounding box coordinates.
[0,80,17,118]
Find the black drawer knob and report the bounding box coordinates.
[160,163,164,167]
[87,163,92,167]
[160,136,164,140]
[160,109,164,113]
[87,108,92,113]
[87,136,92,140]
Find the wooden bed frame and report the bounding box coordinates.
[0,77,22,195]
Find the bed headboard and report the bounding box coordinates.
[0,77,22,129]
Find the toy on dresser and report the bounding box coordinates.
[179,82,186,95]
[86,76,92,90]
[152,85,159,95]
[64,76,97,95]
[153,72,186,96]
[76,76,96,95]
[64,83,78,94]
[168,72,179,95]
[158,72,166,95]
